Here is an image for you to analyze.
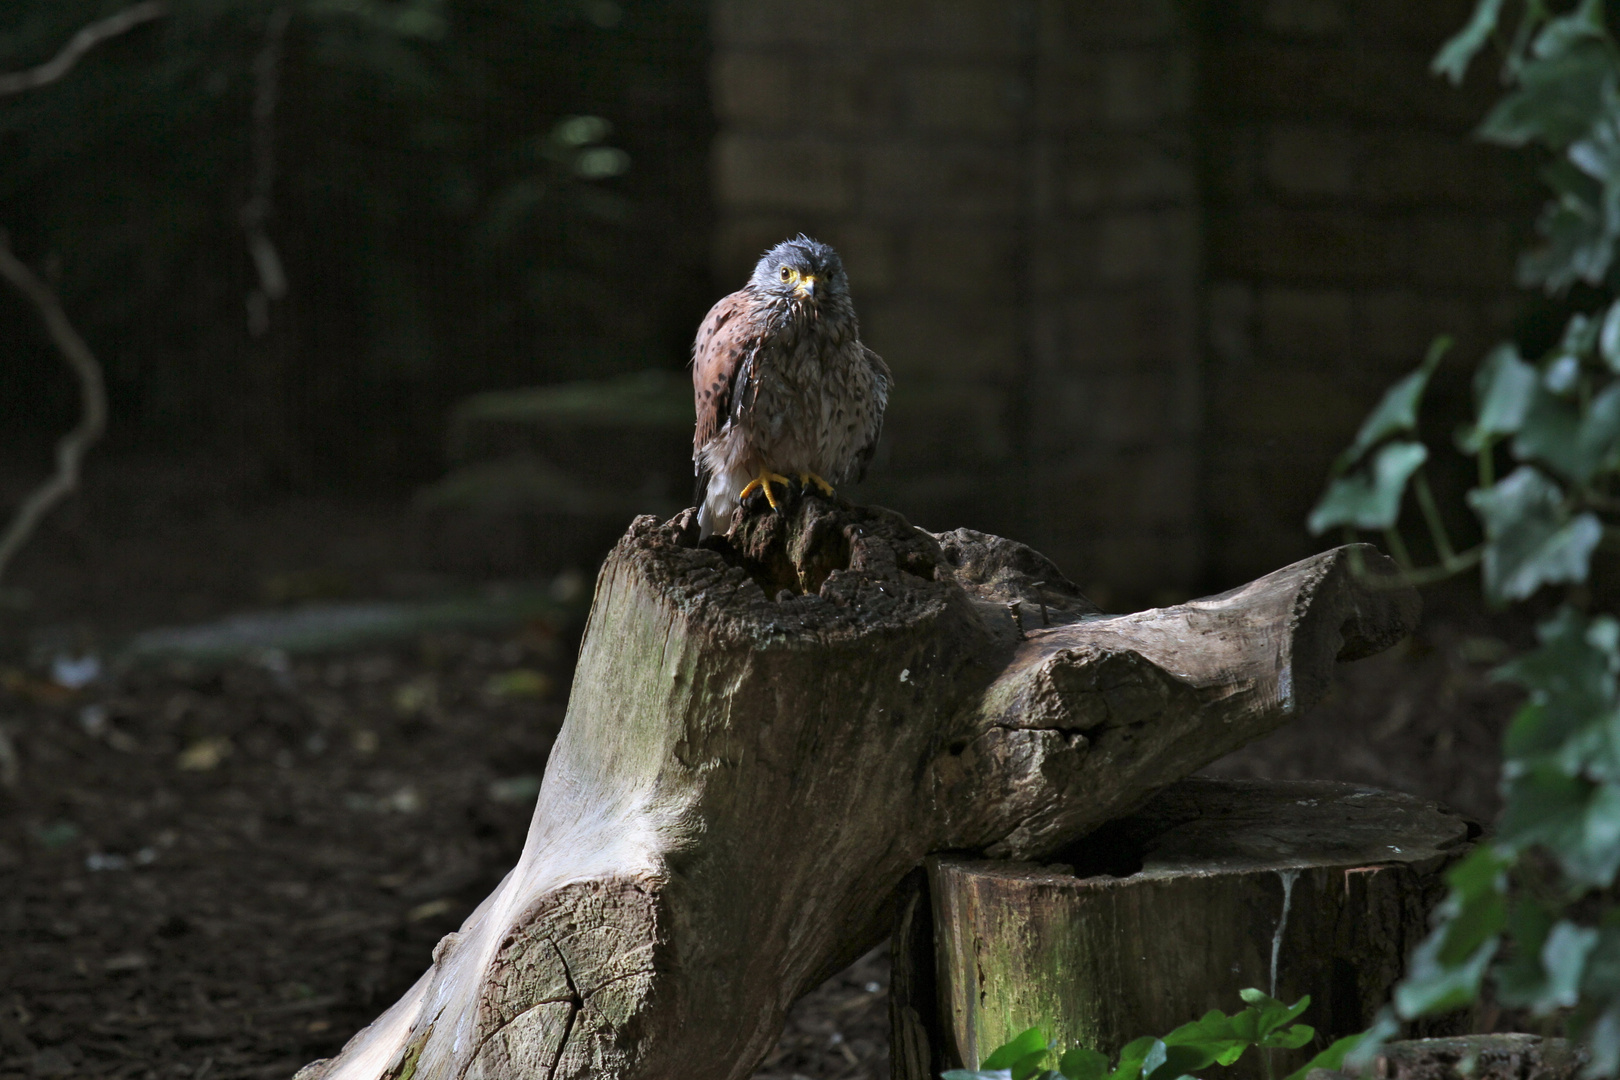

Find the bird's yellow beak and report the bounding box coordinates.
[795,274,817,297]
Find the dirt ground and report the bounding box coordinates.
[0,457,1526,1080]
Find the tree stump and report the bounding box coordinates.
[902,778,1474,1078]
[1338,1036,1586,1080]
[294,498,1419,1080]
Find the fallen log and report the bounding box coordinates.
[295,497,1418,1080]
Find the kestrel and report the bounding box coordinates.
[692,236,891,539]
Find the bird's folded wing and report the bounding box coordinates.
[692,290,757,453]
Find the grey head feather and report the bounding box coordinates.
[747,236,850,302]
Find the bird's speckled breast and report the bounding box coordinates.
[742,301,877,481]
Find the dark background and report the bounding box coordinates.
[0,0,712,490]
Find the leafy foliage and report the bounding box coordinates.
[1310,1,1620,1072]
[942,992,1364,1080]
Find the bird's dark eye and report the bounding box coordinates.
[779,265,791,281]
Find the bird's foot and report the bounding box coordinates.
[797,472,835,497]
[739,470,794,513]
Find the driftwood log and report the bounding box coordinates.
[904,778,1473,1078]
[296,497,1418,1080]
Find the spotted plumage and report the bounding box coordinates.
[692,237,890,538]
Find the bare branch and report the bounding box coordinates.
[0,2,168,98]
[0,235,108,587]
[243,5,291,336]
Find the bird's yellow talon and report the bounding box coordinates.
[798,472,835,497]
[739,471,793,512]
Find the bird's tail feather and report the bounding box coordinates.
[694,466,717,539]
[696,467,739,540]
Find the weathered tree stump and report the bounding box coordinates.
[1338,1035,1585,1080]
[295,498,1418,1080]
[898,778,1473,1078]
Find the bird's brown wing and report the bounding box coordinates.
[692,289,758,454]
[852,344,891,482]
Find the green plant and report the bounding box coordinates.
[1307,1,1620,1072]
[943,991,1363,1080]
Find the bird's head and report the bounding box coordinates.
[749,236,848,305]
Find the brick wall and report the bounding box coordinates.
[1200,0,1539,586]
[708,0,1539,605]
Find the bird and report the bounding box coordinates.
[691,236,890,539]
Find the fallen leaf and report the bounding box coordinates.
[407,898,454,922]
[1,668,75,706]
[487,775,542,804]
[176,737,233,771]
[102,953,147,973]
[483,668,552,700]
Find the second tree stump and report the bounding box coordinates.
[897,778,1475,1078]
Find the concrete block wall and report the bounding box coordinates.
[708,0,1540,605]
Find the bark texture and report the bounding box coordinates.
[1342,1036,1585,1080]
[906,778,1473,1078]
[295,498,1418,1080]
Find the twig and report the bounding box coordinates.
[0,234,108,587]
[1381,526,1415,573]
[0,2,168,97]
[1411,469,1458,565]
[242,5,291,336]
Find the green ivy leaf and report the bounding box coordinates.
[984,1028,1050,1071]
[1139,1040,1208,1080]
[1585,1000,1620,1078]
[1394,845,1510,1018]
[1396,930,1499,1017]
[1263,1024,1317,1051]
[1601,299,1620,370]
[1479,40,1614,149]
[1458,343,1538,451]
[1499,609,1619,704]
[1509,382,1620,486]
[1443,847,1513,964]
[1110,1036,1157,1080]
[1561,310,1603,354]
[1496,897,1558,1010]
[1433,0,1508,84]
[1309,441,1428,534]
[1467,467,1602,602]
[1520,186,1614,289]
[1500,768,1620,885]
[1282,1031,1378,1080]
[1012,1050,1053,1080]
[1137,1040,1167,1080]
[1335,338,1450,471]
[1058,1047,1109,1080]
[1579,923,1620,1001]
[1241,990,1311,1042]
[1533,0,1609,62]
[1499,610,1620,778]
[1162,1009,1248,1067]
[1543,920,1601,1008]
